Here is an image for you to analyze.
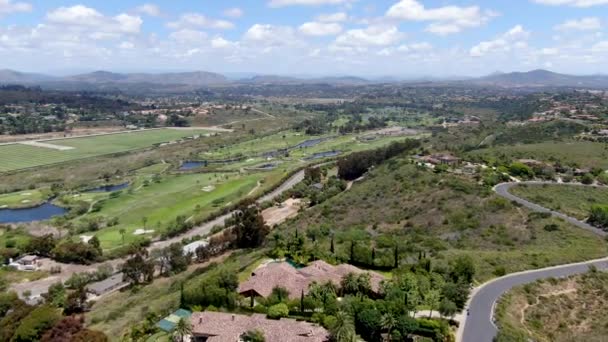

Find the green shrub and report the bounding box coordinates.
[267,303,289,319]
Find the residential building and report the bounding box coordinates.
[191,311,329,342]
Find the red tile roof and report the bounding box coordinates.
[238,260,385,299]
[191,311,329,342]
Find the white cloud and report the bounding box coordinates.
[168,13,234,30]
[386,0,497,35]
[243,24,299,47]
[540,47,559,55]
[334,25,403,48]
[533,0,608,7]
[223,7,243,18]
[211,36,236,48]
[0,0,31,17]
[299,22,342,36]
[46,5,143,34]
[119,41,135,49]
[135,3,161,17]
[268,0,350,7]
[169,29,207,44]
[554,17,601,31]
[470,25,530,57]
[316,12,347,22]
[592,41,608,52]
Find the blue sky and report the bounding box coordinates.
[0,0,606,76]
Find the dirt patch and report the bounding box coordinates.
[262,198,303,227]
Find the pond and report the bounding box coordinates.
[294,137,331,149]
[0,202,68,223]
[85,182,129,193]
[180,161,207,170]
[304,150,342,160]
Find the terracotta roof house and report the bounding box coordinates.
[191,311,329,342]
[238,260,385,299]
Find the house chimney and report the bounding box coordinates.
[232,314,235,321]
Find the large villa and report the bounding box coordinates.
[238,259,385,299]
[191,311,329,342]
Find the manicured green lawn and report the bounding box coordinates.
[0,188,50,208]
[88,172,263,249]
[202,131,320,159]
[0,129,212,172]
[511,183,608,220]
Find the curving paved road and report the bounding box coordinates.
[461,182,608,342]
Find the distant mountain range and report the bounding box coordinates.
[1,68,608,89]
[468,69,608,88]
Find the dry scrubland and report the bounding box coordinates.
[281,160,607,281]
[495,270,608,342]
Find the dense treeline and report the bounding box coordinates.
[338,139,421,180]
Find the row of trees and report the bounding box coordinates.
[338,139,421,180]
[25,234,102,264]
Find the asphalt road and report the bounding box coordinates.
[461,182,608,341]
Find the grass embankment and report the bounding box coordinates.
[469,141,608,169]
[495,270,608,341]
[280,160,607,282]
[511,183,608,220]
[0,129,212,172]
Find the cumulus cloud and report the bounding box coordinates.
[243,24,299,47]
[268,0,350,7]
[169,29,207,44]
[211,37,237,48]
[470,25,530,57]
[46,5,143,35]
[334,25,403,48]
[532,0,608,7]
[0,0,31,17]
[167,13,234,30]
[316,12,347,22]
[299,22,342,36]
[386,0,497,35]
[223,7,243,18]
[554,17,601,31]
[135,3,161,17]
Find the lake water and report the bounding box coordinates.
[0,202,68,223]
[85,183,129,193]
[305,150,342,160]
[180,161,207,170]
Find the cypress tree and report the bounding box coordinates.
[330,235,335,254]
[300,290,304,313]
[394,246,399,268]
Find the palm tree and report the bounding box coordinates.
[173,317,192,342]
[331,311,356,342]
[340,273,359,296]
[119,228,126,245]
[380,313,397,341]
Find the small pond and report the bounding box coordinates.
[85,182,129,193]
[0,202,68,224]
[304,150,342,160]
[294,138,329,149]
[180,161,207,170]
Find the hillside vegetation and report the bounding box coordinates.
[279,159,607,281]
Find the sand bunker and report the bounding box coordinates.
[21,193,32,196]
[21,199,31,203]
[201,185,215,192]
[133,229,155,235]
[80,235,93,243]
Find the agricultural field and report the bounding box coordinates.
[495,270,608,342]
[469,141,608,169]
[511,183,608,220]
[0,128,212,172]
